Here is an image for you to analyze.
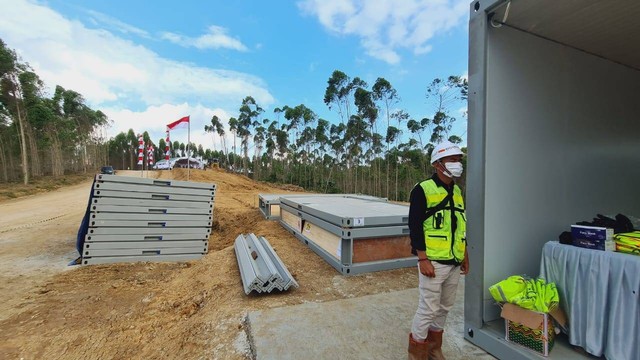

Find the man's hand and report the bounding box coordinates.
[460,256,470,275]
[419,259,436,278]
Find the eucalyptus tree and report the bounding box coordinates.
[213,116,228,161]
[0,103,10,181]
[228,117,238,169]
[345,115,369,193]
[265,121,277,179]
[0,39,29,183]
[323,70,352,124]
[109,132,129,170]
[204,115,221,152]
[158,138,166,163]
[390,110,409,200]
[314,118,330,190]
[372,77,399,197]
[252,121,267,178]
[326,123,346,192]
[171,140,180,158]
[283,104,316,186]
[275,124,289,183]
[354,86,378,194]
[204,115,227,161]
[237,96,263,176]
[17,71,47,177]
[127,130,138,168]
[425,76,468,143]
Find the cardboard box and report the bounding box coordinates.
[501,303,556,356]
[571,225,613,241]
[573,237,616,251]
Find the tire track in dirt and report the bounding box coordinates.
[0,213,69,234]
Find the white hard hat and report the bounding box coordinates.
[431,141,463,164]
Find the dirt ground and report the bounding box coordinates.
[0,168,417,359]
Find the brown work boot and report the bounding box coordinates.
[408,333,429,360]
[426,329,446,360]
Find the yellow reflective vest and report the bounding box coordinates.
[419,179,466,262]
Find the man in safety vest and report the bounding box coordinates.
[407,140,469,360]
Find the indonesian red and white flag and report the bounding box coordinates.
[167,116,190,130]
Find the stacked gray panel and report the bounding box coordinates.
[258,193,387,220]
[234,233,299,295]
[278,195,415,275]
[81,174,216,265]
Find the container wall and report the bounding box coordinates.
[480,25,640,321]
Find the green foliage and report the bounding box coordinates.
[1,37,468,196]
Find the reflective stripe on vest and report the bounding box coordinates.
[419,179,466,262]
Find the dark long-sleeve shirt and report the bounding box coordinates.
[408,173,460,265]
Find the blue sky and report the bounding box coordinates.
[0,0,470,151]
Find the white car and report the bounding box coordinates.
[153,160,172,170]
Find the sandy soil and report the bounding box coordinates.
[0,168,417,359]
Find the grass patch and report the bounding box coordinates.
[0,172,95,202]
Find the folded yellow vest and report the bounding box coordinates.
[489,275,559,313]
[614,231,640,256]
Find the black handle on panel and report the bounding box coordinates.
[148,222,166,227]
[148,208,168,214]
[153,180,171,186]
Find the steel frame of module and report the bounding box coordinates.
[258,193,388,220]
[277,195,415,275]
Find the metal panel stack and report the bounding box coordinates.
[234,233,298,295]
[80,174,216,265]
[258,193,387,220]
[278,195,415,275]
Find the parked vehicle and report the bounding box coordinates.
[153,160,172,170]
[100,166,115,175]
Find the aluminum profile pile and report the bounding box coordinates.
[79,174,216,265]
[234,233,298,295]
[278,195,415,275]
[258,193,387,220]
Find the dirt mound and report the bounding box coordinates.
[0,168,417,359]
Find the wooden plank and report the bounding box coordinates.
[270,204,281,217]
[302,221,341,260]
[352,236,412,263]
[280,208,302,233]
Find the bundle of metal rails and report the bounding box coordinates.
[78,174,216,265]
[234,233,298,294]
[277,195,415,275]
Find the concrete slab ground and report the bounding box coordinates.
[247,277,495,360]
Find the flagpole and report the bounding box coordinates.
[187,118,190,181]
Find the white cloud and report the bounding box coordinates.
[298,0,469,64]
[161,25,248,51]
[86,9,151,38]
[0,0,273,113]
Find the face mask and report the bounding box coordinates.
[443,162,464,178]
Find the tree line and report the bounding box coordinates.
[2,38,468,201]
[204,71,467,201]
[1,39,108,184]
